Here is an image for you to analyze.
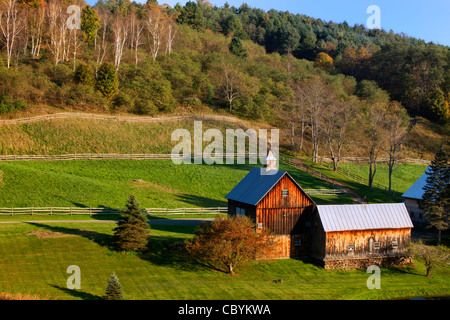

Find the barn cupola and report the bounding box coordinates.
[264,150,277,171]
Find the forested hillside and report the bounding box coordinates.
[0,0,448,162]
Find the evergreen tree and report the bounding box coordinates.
[177,1,205,31]
[229,37,248,58]
[96,63,119,100]
[113,194,150,252]
[74,64,95,87]
[422,147,450,244]
[81,5,101,42]
[103,272,123,300]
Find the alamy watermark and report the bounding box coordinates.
[366,5,381,30]
[171,121,279,174]
[366,265,381,289]
[66,265,81,290]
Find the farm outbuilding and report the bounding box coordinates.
[226,153,414,269]
[402,168,430,226]
[311,203,414,269]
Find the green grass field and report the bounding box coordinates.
[301,159,428,204]
[0,221,448,300]
[0,159,354,209]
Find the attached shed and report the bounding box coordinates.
[226,166,315,259]
[402,168,430,226]
[312,203,414,269]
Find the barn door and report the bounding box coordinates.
[291,235,302,258]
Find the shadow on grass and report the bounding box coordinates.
[26,222,113,248]
[175,193,227,208]
[138,234,206,273]
[50,285,102,300]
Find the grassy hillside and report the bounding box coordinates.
[0,159,354,209]
[0,221,448,300]
[301,158,428,204]
[0,117,266,155]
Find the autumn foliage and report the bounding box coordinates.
[186,215,275,274]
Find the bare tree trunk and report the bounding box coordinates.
[112,13,129,72]
[0,0,24,69]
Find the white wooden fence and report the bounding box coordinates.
[0,207,228,216]
[0,153,260,162]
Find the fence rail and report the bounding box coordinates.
[317,156,430,165]
[303,189,346,195]
[0,153,261,162]
[0,112,246,125]
[0,207,229,216]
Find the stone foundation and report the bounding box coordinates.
[321,255,413,270]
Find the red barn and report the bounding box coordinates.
[225,153,316,258]
[226,153,414,268]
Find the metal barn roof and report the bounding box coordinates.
[225,167,287,206]
[402,167,429,200]
[317,203,414,232]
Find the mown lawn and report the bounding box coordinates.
[0,222,448,300]
[0,159,354,209]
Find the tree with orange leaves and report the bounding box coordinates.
[186,216,274,274]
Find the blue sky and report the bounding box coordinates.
[85,0,450,46]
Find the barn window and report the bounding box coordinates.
[391,240,398,249]
[373,242,380,250]
[282,189,289,197]
[257,223,263,229]
[348,243,355,251]
[236,207,245,217]
[294,238,301,246]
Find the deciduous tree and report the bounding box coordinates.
[186,216,274,274]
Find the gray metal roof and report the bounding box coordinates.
[225,167,287,206]
[316,203,414,232]
[402,167,429,200]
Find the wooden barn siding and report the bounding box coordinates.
[257,175,312,210]
[311,215,326,259]
[228,200,256,221]
[255,175,314,258]
[324,228,411,258]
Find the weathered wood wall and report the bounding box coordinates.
[324,228,411,258]
[256,175,314,258]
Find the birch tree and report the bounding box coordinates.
[145,4,165,61]
[0,0,25,68]
[112,11,129,71]
[46,0,69,68]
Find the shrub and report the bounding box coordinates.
[186,216,274,274]
[132,99,158,116]
[0,94,27,114]
[74,64,95,86]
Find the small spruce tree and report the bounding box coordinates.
[113,194,150,252]
[422,147,450,244]
[103,272,123,300]
[96,62,119,100]
[229,37,248,58]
